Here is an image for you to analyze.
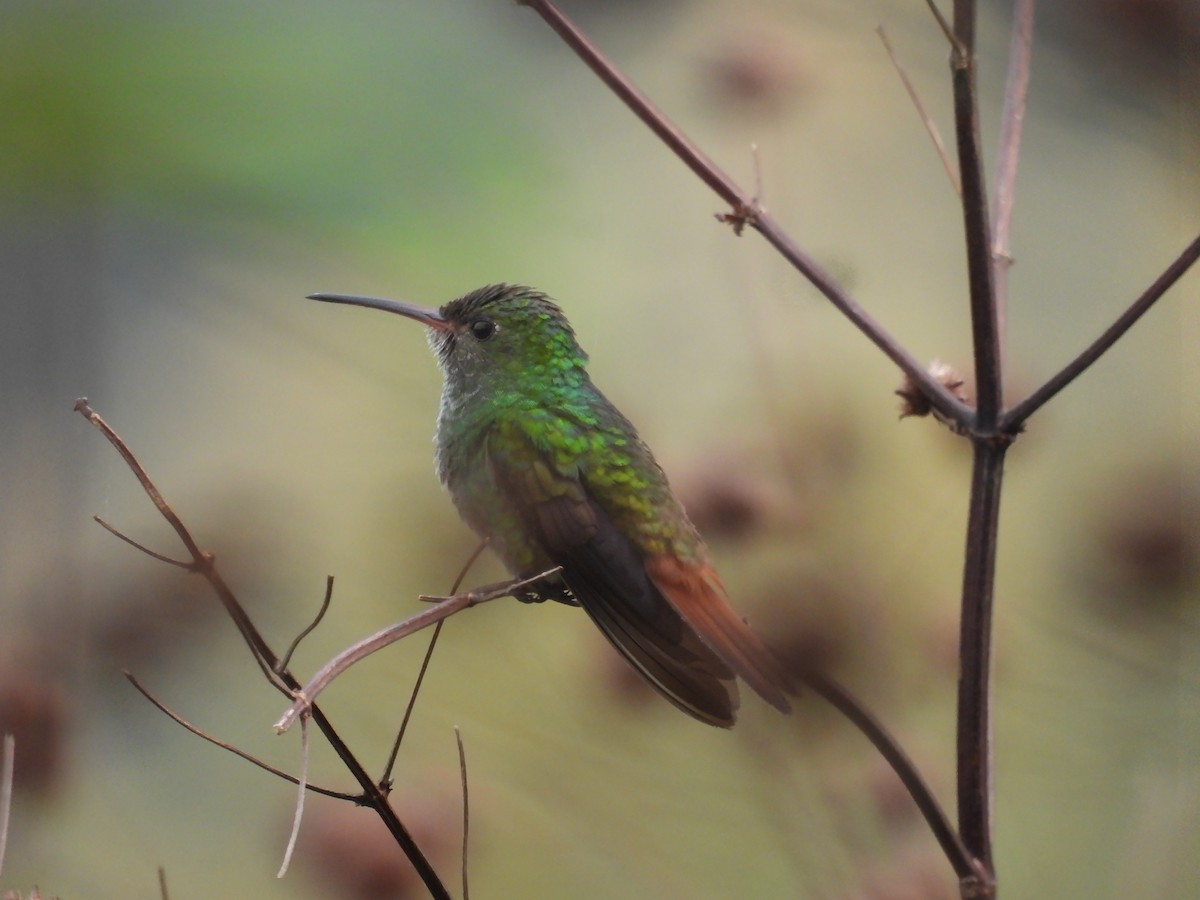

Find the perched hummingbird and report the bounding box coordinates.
[309,284,793,726]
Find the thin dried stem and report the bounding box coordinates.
[876,25,961,197]
[125,672,357,802]
[455,726,470,900]
[93,516,194,569]
[924,0,963,56]
[75,400,288,690]
[1003,232,1200,431]
[384,540,490,787]
[77,401,450,898]
[991,0,1035,364]
[158,866,170,900]
[801,672,982,886]
[275,569,562,734]
[277,715,309,879]
[517,0,972,428]
[278,576,335,674]
[0,733,13,880]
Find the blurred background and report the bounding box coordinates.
[1,0,1197,897]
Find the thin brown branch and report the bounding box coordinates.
[277,715,309,878]
[0,733,13,880]
[75,399,207,563]
[517,1,973,429]
[924,0,962,56]
[876,25,961,197]
[75,400,288,689]
[275,568,562,734]
[93,516,194,569]
[455,726,470,900]
[801,672,983,888]
[1003,231,1200,431]
[278,576,335,674]
[158,865,169,900]
[78,401,450,899]
[991,0,1035,364]
[125,672,357,802]
[383,539,490,788]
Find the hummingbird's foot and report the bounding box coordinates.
[418,566,565,607]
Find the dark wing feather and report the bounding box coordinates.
[488,438,740,727]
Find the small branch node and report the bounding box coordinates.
[896,361,971,434]
[715,201,761,237]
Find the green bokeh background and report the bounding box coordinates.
[1,1,1196,897]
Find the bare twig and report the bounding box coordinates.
[125,672,356,801]
[75,400,288,691]
[76,401,450,899]
[278,576,335,674]
[800,673,982,887]
[1003,232,1200,431]
[991,0,1035,364]
[275,568,562,734]
[384,540,490,788]
[158,865,170,900]
[93,516,194,569]
[924,0,963,57]
[455,726,470,900]
[876,25,961,197]
[277,715,310,879]
[517,0,973,429]
[0,733,13,880]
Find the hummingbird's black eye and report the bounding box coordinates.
[469,318,497,341]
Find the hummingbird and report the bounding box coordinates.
[309,284,793,727]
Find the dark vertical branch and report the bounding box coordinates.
[956,441,1007,880]
[950,2,1003,427]
[949,3,1003,889]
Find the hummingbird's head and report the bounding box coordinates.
[308,283,590,396]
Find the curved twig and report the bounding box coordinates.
[278,575,335,674]
[125,672,357,802]
[801,671,984,887]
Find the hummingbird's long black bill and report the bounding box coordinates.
[307,292,451,330]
